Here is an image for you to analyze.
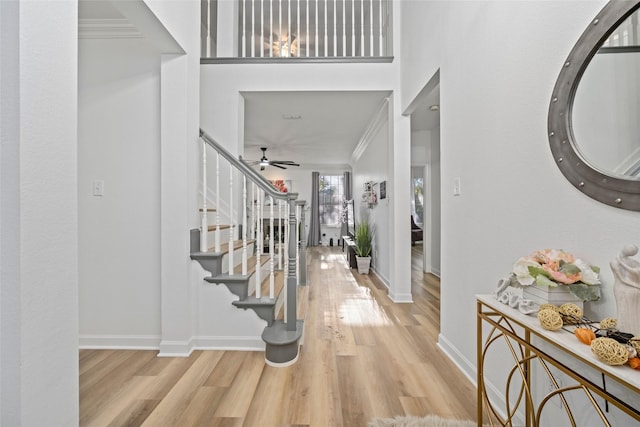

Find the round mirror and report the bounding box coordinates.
[549,1,640,210]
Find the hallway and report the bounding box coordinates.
[80,246,477,426]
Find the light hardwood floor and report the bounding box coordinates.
[80,246,477,426]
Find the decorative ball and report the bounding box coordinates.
[591,337,629,365]
[600,317,617,329]
[538,309,563,331]
[559,303,583,324]
[629,337,640,354]
[539,303,559,313]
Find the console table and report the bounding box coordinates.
[342,235,357,268]
[476,294,640,426]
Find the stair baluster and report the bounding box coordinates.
[278,199,283,270]
[296,203,300,285]
[228,165,234,273]
[215,152,221,252]
[269,196,275,298]
[242,175,248,276]
[255,188,262,298]
[201,137,208,252]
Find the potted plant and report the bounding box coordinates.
[354,218,373,274]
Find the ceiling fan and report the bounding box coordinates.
[245,147,300,171]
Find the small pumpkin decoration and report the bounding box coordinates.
[574,328,596,345]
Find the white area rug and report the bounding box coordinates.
[368,414,477,427]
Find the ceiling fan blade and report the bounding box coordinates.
[271,163,287,169]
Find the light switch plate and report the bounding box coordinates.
[453,177,461,196]
[93,180,104,196]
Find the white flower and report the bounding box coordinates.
[574,258,601,285]
[513,256,539,286]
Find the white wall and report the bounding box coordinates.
[400,0,640,394]
[1,1,79,425]
[352,118,391,284]
[78,39,162,345]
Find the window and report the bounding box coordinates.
[319,175,344,226]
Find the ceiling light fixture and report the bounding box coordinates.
[429,104,440,111]
[272,35,297,57]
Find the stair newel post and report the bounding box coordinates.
[242,175,248,276]
[228,165,234,274]
[201,138,208,252]
[298,201,307,286]
[215,152,221,253]
[255,188,262,298]
[278,199,283,270]
[269,196,275,298]
[286,196,298,331]
[284,201,289,282]
[295,203,300,285]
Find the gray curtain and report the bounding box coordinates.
[340,171,352,238]
[307,171,321,246]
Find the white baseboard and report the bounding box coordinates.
[79,334,265,355]
[193,336,265,351]
[437,332,521,425]
[79,334,161,350]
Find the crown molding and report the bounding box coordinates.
[78,18,143,39]
[351,97,390,164]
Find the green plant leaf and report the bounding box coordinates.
[535,275,558,288]
[568,283,601,302]
[528,266,551,279]
[560,262,580,275]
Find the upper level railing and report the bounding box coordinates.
[201,0,393,59]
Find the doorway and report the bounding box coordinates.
[406,70,441,278]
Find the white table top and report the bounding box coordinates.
[477,294,640,392]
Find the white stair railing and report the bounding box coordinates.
[199,129,305,331]
[203,0,393,59]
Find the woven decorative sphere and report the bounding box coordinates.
[600,317,617,329]
[559,303,583,324]
[630,337,640,354]
[538,309,563,331]
[539,303,559,313]
[591,337,629,365]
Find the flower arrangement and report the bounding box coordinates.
[270,179,289,193]
[511,249,601,302]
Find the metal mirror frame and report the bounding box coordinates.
[548,0,640,211]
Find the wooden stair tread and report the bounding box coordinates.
[207,224,231,232]
[199,208,217,212]
[231,253,270,275]
[208,239,255,254]
[254,270,284,299]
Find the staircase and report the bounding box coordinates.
[190,129,306,366]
